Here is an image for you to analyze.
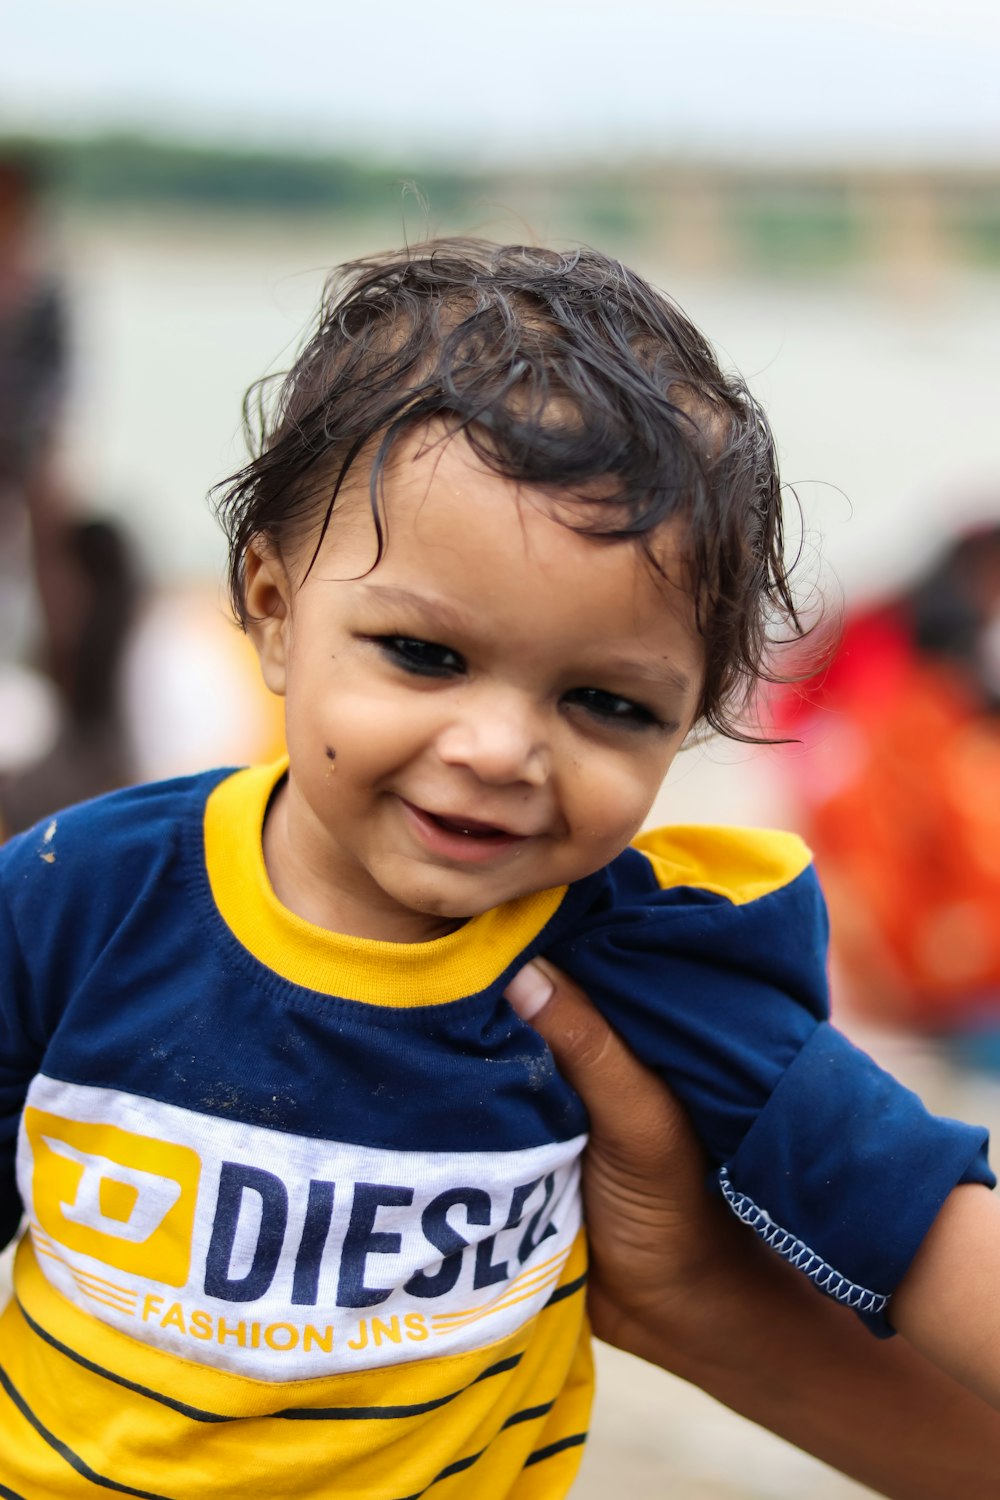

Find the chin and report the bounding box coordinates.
[396,880,502,923]
[409,892,489,921]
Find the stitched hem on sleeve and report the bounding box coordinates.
[717,1165,889,1315]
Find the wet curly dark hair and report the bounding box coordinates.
[215,238,805,740]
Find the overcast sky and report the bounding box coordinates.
[4,0,1000,165]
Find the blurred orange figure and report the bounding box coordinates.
[775,525,1000,1032]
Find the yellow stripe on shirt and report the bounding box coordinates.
[1,1231,590,1499]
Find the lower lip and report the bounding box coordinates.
[400,801,529,865]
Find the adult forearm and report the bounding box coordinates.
[629,1226,1000,1500]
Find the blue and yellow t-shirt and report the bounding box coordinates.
[0,763,991,1498]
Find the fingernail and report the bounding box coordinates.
[504,961,554,1020]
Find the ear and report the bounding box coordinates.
[243,539,293,698]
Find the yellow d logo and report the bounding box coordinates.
[25,1108,201,1286]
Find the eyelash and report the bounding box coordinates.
[373,636,465,677]
[371,637,664,731]
[562,687,662,730]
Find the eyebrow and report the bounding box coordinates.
[361,583,694,698]
[360,584,475,635]
[593,654,694,698]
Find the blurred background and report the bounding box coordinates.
[1,1,999,1493]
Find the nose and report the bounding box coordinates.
[435,697,549,787]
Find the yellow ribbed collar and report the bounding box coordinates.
[203,762,567,1006]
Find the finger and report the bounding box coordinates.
[504,957,693,1165]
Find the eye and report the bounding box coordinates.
[374,636,466,677]
[564,687,662,730]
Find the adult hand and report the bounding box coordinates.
[504,957,1000,1500]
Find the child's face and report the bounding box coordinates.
[246,428,705,942]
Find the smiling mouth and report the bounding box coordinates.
[400,800,531,860]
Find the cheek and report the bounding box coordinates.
[566,751,669,850]
[304,684,427,776]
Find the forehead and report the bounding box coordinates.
[319,425,689,581]
[303,426,704,682]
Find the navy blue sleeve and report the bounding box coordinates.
[719,1023,992,1330]
[546,845,993,1335]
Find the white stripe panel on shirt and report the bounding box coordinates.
[17,1075,585,1380]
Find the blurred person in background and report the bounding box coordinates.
[774,521,1000,1053]
[0,515,139,834]
[0,151,137,835]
